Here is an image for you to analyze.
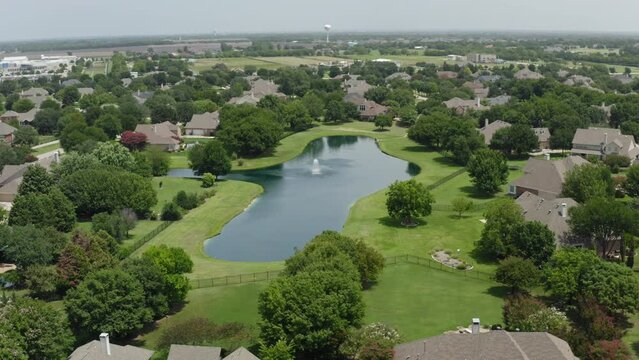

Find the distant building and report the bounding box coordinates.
[508,156,589,199]
[385,72,412,82]
[446,54,465,62]
[563,75,594,87]
[467,53,498,64]
[394,330,577,360]
[0,154,59,204]
[571,127,639,161]
[612,73,633,85]
[514,68,544,80]
[480,119,511,145]
[0,122,16,143]
[229,78,285,105]
[443,97,490,115]
[486,95,511,106]
[78,87,95,97]
[185,111,220,136]
[534,127,551,149]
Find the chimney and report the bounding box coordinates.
[604,132,608,145]
[484,119,489,128]
[471,318,480,334]
[99,333,111,356]
[545,153,550,161]
[53,151,59,164]
[476,98,481,107]
[561,203,567,218]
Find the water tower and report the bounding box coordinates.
[324,24,332,43]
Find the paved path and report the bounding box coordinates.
[37,148,64,160]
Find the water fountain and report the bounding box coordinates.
[311,158,321,175]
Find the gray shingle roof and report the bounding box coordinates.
[514,69,544,80]
[480,120,511,145]
[167,345,222,360]
[534,127,550,142]
[572,127,639,159]
[186,111,220,130]
[510,156,589,199]
[0,122,17,136]
[516,191,578,240]
[68,340,154,360]
[134,123,180,146]
[393,331,577,360]
[223,347,260,360]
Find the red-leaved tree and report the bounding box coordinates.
[120,131,148,151]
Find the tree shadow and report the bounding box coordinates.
[485,285,509,298]
[378,216,427,228]
[373,128,390,132]
[469,247,500,267]
[432,155,459,167]
[447,214,472,220]
[460,186,498,200]
[402,145,429,153]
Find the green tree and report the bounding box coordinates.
[141,245,192,306]
[146,146,171,176]
[201,173,216,188]
[56,87,81,106]
[258,270,364,359]
[624,164,639,196]
[145,93,177,123]
[9,188,76,232]
[12,98,35,113]
[188,140,231,176]
[476,199,525,259]
[217,115,283,157]
[451,197,474,219]
[494,257,541,293]
[510,221,556,266]
[161,202,182,221]
[562,163,614,203]
[65,269,152,339]
[521,307,571,335]
[490,124,539,156]
[95,113,123,139]
[17,164,54,196]
[467,148,509,194]
[324,100,346,123]
[0,298,74,360]
[92,211,130,242]
[579,261,639,315]
[260,340,295,360]
[90,141,136,171]
[385,179,434,226]
[374,114,393,130]
[122,257,172,318]
[544,248,600,305]
[23,265,60,299]
[12,126,38,147]
[569,198,637,258]
[0,225,68,270]
[282,100,313,131]
[302,91,325,119]
[33,108,61,134]
[56,231,116,286]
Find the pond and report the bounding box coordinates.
[189,136,418,262]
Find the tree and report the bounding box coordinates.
[452,197,474,219]
[467,148,509,194]
[282,100,313,131]
[476,199,524,259]
[141,245,192,306]
[12,98,35,113]
[0,225,68,270]
[33,108,61,134]
[258,270,364,359]
[503,294,546,331]
[569,198,637,258]
[339,323,401,360]
[407,112,453,149]
[490,124,539,156]
[161,202,182,221]
[56,231,116,286]
[545,248,601,305]
[217,115,283,157]
[51,152,100,180]
[0,298,74,360]
[92,211,130,242]
[494,257,541,293]
[521,307,571,335]
[122,257,172,318]
[95,113,123,139]
[9,188,76,232]
[385,179,434,226]
[624,164,639,196]
[260,340,295,360]
[510,221,556,266]
[56,86,81,106]
[562,163,614,203]
[145,94,178,123]
[64,269,152,339]
[23,265,60,299]
[59,114,108,152]
[325,100,347,123]
[188,140,231,176]
[374,115,393,130]
[302,91,324,119]
[17,164,54,196]
[578,261,639,315]
[90,141,136,171]
[12,126,38,147]
[146,146,171,176]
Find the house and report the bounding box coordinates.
[21,87,49,98]
[133,90,154,104]
[0,154,58,203]
[78,87,95,96]
[514,68,544,80]
[229,78,285,105]
[185,111,220,136]
[563,75,594,87]
[69,333,153,360]
[13,108,37,125]
[477,74,501,83]
[134,123,180,151]
[121,78,133,87]
[571,127,639,161]
[0,110,19,123]
[228,93,260,105]
[61,79,82,87]
[167,345,222,360]
[612,73,633,85]
[487,95,511,106]
[534,127,551,149]
[348,98,388,120]
[516,191,578,241]
[0,122,16,143]
[385,72,412,82]
[466,53,498,64]
[443,98,490,115]
[343,76,373,99]
[437,71,458,80]
[223,347,260,360]
[508,155,589,199]
[394,330,577,360]
[479,119,510,145]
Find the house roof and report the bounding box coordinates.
[480,120,511,144]
[514,69,544,80]
[534,127,551,142]
[563,75,593,87]
[186,111,220,130]
[393,331,577,360]
[134,123,180,146]
[386,72,412,82]
[572,127,639,158]
[228,93,259,105]
[62,79,82,87]
[0,122,17,136]
[463,81,485,90]
[223,347,260,360]
[487,95,511,106]
[349,98,388,117]
[0,110,19,119]
[167,345,221,360]
[516,192,578,239]
[78,87,95,96]
[249,78,284,98]
[437,71,458,79]
[68,340,154,360]
[133,91,154,104]
[344,78,373,96]
[612,74,633,84]
[17,108,37,123]
[510,156,589,199]
[21,87,49,97]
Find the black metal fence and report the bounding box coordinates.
[119,221,173,259]
[188,254,494,289]
[426,168,466,191]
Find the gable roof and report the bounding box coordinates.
[223,347,260,360]
[572,127,639,158]
[134,123,180,146]
[21,87,49,97]
[515,69,544,80]
[349,98,388,117]
[0,122,17,136]
[167,345,221,360]
[68,340,154,360]
[0,110,19,119]
[386,72,412,82]
[510,156,589,199]
[437,71,458,79]
[516,192,578,239]
[534,127,551,142]
[487,95,511,106]
[78,87,95,96]
[393,331,577,360]
[186,111,220,130]
[480,120,511,144]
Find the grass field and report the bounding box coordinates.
[151,176,205,213]
[84,60,109,76]
[32,142,61,156]
[37,135,56,144]
[137,263,505,350]
[190,56,346,72]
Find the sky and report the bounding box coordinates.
[2,0,639,42]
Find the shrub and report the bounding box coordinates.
[173,191,200,210]
[202,173,216,188]
[161,202,182,221]
[494,257,541,293]
[91,211,130,242]
[503,294,546,331]
[604,154,631,169]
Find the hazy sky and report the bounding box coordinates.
[2,0,639,42]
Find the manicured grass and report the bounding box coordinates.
[363,264,505,340]
[32,142,61,156]
[151,176,204,213]
[37,135,56,144]
[169,151,190,169]
[137,264,505,350]
[190,56,346,72]
[120,220,166,249]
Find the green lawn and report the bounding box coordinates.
[151,177,205,213]
[32,142,61,156]
[190,56,346,72]
[169,151,190,169]
[37,135,56,144]
[137,263,505,350]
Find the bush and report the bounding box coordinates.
[173,191,200,210]
[161,202,182,221]
[494,257,540,293]
[503,294,546,331]
[604,154,631,169]
[202,173,216,188]
[91,211,131,242]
